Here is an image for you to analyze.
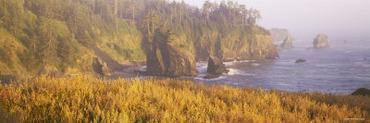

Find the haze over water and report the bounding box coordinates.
[171,0,370,94]
[194,38,370,94]
[179,0,370,39]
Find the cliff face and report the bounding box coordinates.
[220,34,278,61]
[195,27,278,62]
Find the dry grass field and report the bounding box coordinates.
[0,76,368,122]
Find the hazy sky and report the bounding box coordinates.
[176,0,370,39]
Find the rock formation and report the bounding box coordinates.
[270,28,291,42]
[92,57,111,76]
[207,56,229,75]
[280,35,293,50]
[146,30,198,77]
[92,58,104,76]
[351,88,370,96]
[313,34,329,49]
[295,59,306,63]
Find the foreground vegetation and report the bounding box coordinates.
[0,76,368,122]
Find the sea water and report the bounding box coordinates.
[194,38,370,94]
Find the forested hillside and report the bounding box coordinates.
[0,0,277,79]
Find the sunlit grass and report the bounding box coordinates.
[0,76,369,122]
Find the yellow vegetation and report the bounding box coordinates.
[0,76,369,122]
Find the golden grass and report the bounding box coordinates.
[0,76,369,122]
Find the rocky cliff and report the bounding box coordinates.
[219,33,279,61]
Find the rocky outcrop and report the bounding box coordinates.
[146,30,198,77]
[270,28,291,42]
[92,56,112,76]
[313,34,329,49]
[280,35,293,50]
[207,56,229,75]
[351,88,370,96]
[146,43,198,77]
[295,59,306,63]
[92,58,104,76]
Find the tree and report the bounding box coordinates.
[247,8,261,25]
[0,0,25,36]
[202,0,211,24]
[240,5,248,26]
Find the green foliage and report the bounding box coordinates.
[137,0,275,61]
[0,76,368,122]
[0,0,147,76]
[0,0,277,77]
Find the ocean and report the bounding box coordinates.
[192,38,370,94]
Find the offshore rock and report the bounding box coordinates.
[207,55,229,75]
[313,34,329,49]
[146,40,198,77]
[281,35,294,50]
[295,59,306,63]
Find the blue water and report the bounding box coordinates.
[193,39,370,94]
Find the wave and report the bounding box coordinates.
[194,75,227,81]
[227,68,256,76]
[227,68,243,75]
[139,66,147,72]
[224,60,254,66]
[196,62,208,74]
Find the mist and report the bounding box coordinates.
[178,0,370,39]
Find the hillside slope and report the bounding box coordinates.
[0,0,277,78]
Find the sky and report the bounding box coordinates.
[176,0,370,39]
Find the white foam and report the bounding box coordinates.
[194,75,227,81]
[251,63,260,66]
[139,66,147,72]
[196,62,208,74]
[227,68,242,75]
[224,60,252,66]
[224,60,237,66]
[226,68,256,76]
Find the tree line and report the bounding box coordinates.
[0,0,270,76]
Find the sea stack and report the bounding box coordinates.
[207,55,229,75]
[203,55,229,79]
[146,30,198,77]
[313,34,329,49]
[280,35,293,50]
[146,43,199,77]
